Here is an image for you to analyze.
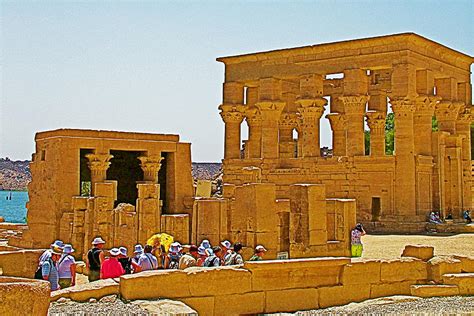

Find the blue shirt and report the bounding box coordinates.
[42,259,59,290]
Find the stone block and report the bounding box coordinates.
[186,266,252,297]
[179,296,215,316]
[370,281,414,298]
[309,230,327,246]
[0,277,50,316]
[214,292,265,316]
[401,245,434,261]
[427,256,461,283]
[318,284,370,308]
[342,260,381,285]
[120,270,191,300]
[130,299,198,316]
[380,259,427,282]
[410,284,459,297]
[245,258,349,291]
[453,255,474,273]
[265,288,319,313]
[442,273,474,295]
[68,278,119,302]
[72,196,88,210]
[94,182,116,199]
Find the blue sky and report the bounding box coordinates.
[1,0,473,161]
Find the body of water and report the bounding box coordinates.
[0,191,28,223]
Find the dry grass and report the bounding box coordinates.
[361,233,474,259]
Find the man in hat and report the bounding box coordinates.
[165,242,183,269]
[39,240,64,264]
[132,244,143,265]
[220,240,232,257]
[178,245,198,270]
[57,244,76,288]
[42,245,62,291]
[224,242,244,265]
[249,245,267,261]
[101,248,125,279]
[86,237,106,282]
[138,245,158,271]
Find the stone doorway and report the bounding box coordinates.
[108,150,144,205]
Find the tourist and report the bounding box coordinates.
[464,210,472,224]
[118,246,137,274]
[86,237,106,282]
[224,242,244,265]
[203,246,222,267]
[35,240,64,279]
[42,246,62,291]
[57,244,76,288]
[220,240,232,257]
[138,245,158,271]
[351,223,366,257]
[178,245,198,269]
[249,245,267,261]
[429,211,442,224]
[165,242,182,269]
[197,245,208,267]
[132,244,143,265]
[100,248,125,279]
[150,239,165,269]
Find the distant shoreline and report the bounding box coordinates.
[0,189,28,192]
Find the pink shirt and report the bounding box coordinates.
[100,258,125,279]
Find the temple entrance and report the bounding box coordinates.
[108,150,144,205]
[371,197,381,221]
[158,152,168,212]
[79,149,93,196]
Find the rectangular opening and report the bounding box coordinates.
[278,212,290,252]
[325,73,344,79]
[108,150,144,205]
[158,152,168,212]
[371,197,381,221]
[79,149,93,196]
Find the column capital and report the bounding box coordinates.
[245,107,263,126]
[279,112,298,129]
[458,108,473,124]
[340,95,369,114]
[415,95,440,114]
[296,98,327,119]
[255,101,286,121]
[219,104,246,124]
[390,97,416,115]
[435,101,463,121]
[86,153,113,175]
[366,111,386,134]
[326,113,347,131]
[138,155,164,182]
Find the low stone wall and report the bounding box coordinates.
[0,276,50,316]
[117,256,439,316]
[0,249,44,278]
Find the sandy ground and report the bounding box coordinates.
[360,233,474,259]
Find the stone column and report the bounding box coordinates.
[391,97,416,215]
[413,95,439,156]
[326,113,347,156]
[295,99,326,157]
[255,102,285,159]
[279,113,298,158]
[340,95,369,156]
[435,101,463,134]
[366,111,386,156]
[457,108,473,210]
[86,153,113,195]
[219,104,245,159]
[138,155,163,182]
[245,107,263,158]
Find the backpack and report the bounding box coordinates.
[34,258,55,279]
[168,253,181,269]
[203,255,220,267]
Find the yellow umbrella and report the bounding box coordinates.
[146,233,174,252]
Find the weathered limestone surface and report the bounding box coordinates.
[0,276,50,316]
[401,244,434,261]
[0,249,45,278]
[51,278,120,302]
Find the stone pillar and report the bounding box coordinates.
[457,108,473,210]
[279,113,298,158]
[138,155,163,182]
[255,102,285,159]
[340,95,369,156]
[86,153,113,195]
[435,101,463,134]
[219,104,245,159]
[296,99,326,157]
[366,111,386,156]
[391,97,417,215]
[326,113,347,156]
[413,95,439,156]
[245,107,263,159]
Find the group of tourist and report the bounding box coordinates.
[36,236,268,291]
[429,210,472,224]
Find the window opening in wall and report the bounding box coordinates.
[371,197,381,221]
[108,150,144,206]
[293,128,299,158]
[320,96,332,157]
[325,73,344,79]
[40,150,46,161]
[158,152,168,212]
[243,86,248,105]
[79,149,93,196]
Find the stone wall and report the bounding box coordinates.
[0,249,45,278]
[0,276,50,316]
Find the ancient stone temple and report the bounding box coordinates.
[13,129,194,255]
[217,33,473,232]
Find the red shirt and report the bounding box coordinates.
[100,257,125,279]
